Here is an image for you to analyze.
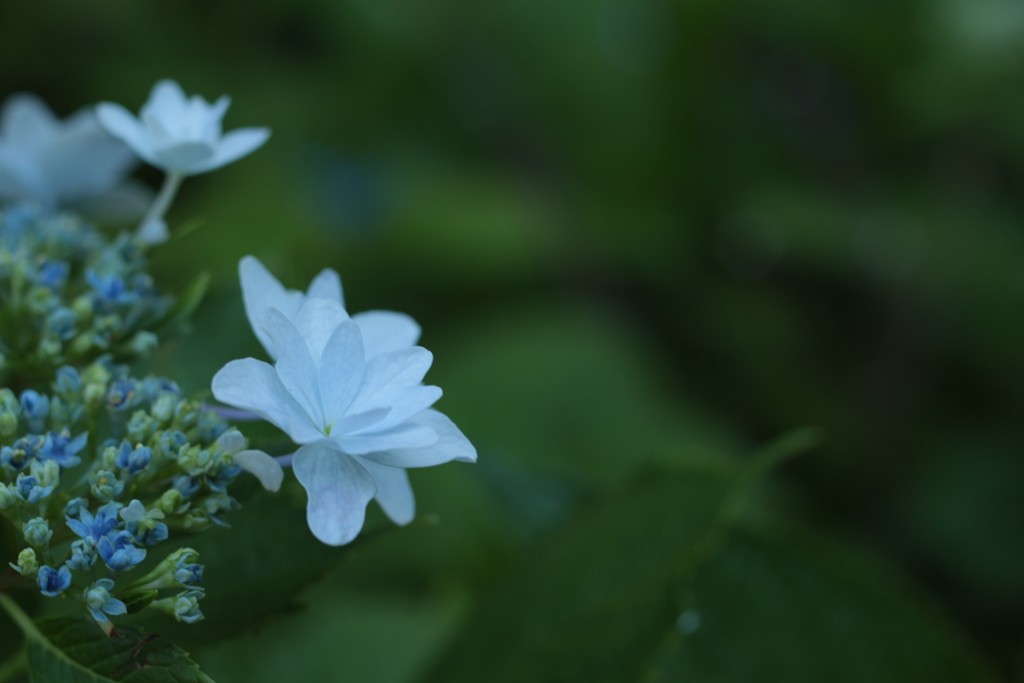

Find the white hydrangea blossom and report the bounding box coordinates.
[212,257,476,546]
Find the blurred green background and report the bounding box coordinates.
[3,0,1024,680]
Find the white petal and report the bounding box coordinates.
[360,409,477,468]
[190,127,270,174]
[240,256,295,359]
[211,358,321,444]
[352,385,442,434]
[350,347,434,411]
[141,79,188,127]
[307,268,344,308]
[352,311,421,359]
[353,456,415,525]
[293,441,376,546]
[294,298,349,362]
[335,422,438,456]
[318,319,365,421]
[1,94,59,148]
[37,112,136,201]
[233,450,284,492]
[265,308,325,429]
[119,499,147,522]
[151,140,216,174]
[95,103,156,163]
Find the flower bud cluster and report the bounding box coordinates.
[0,204,171,379]
[1,349,247,628]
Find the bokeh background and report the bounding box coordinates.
[2,0,1023,680]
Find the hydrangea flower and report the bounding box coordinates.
[96,80,270,178]
[37,564,71,597]
[0,94,138,211]
[67,501,121,544]
[84,579,127,623]
[96,80,270,244]
[213,259,476,546]
[97,530,146,571]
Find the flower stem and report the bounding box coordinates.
[137,172,184,243]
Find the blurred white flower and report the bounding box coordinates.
[96,79,270,177]
[212,258,476,546]
[0,94,139,211]
[96,79,270,245]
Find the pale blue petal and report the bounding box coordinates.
[233,450,284,492]
[318,319,365,421]
[265,308,325,429]
[352,311,421,359]
[293,441,376,546]
[332,407,390,435]
[360,408,477,468]
[349,347,434,412]
[211,358,322,444]
[353,456,415,525]
[351,385,442,434]
[306,268,344,308]
[334,422,438,456]
[191,127,270,174]
[151,140,216,174]
[38,112,136,201]
[294,298,349,362]
[141,80,189,130]
[95,103,157,164]
[239,255,302,359]
[1,94,59,148]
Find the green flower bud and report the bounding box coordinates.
[0,389,19,414]
[127,411,155,444]
[36,336,62,360]
[11,548,38,576]
[177,445,212,475]
[127,331,158,357]
[0,485,17,509]
[180,509,211,532]
[154,489,184,515]
[151,590,204,624]
[69,332,95,357]
[71,295,94,319]
[0,412,18,437]
[151,393,177,424]
[173,400,200,430]
[100,445,120,470]
[90,470,124,503]
[125,548,200,593]
[31,459,60,488]
[81,362,111,387]
[23,517,52,547]
[83,383,107,411]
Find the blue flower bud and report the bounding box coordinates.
[97,530,146,571]
[37,564,72,597]
[84,578,126,623]
[106,379,137,411]
[36,260,69,289]
[152,590,204,624]
[19,390,49,432]
[114,441,152,475]
[46,307,77,340]
[14,473,53,504]
[35,429,88,468]
[54,366,82,397]
[87,270,138,308]
[23,517,53,547]
[197,410,229,442]
[0,445,28,471]
[172,474,201,498]
[154,430,187,459]
[68,539,98,570]
[64,496,89,519]
[140,378,180,403]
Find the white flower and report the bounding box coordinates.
[0,93,138,210]
[96,79,270,177]
[213,258,475,545]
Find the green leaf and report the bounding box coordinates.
[0,594,213,683]
[423,465,741,683]
[155,271,211,337]
[652,529,998,683]
[131,490,370,647]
